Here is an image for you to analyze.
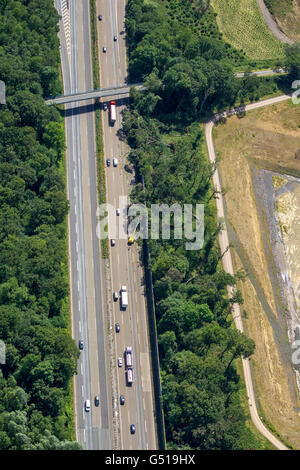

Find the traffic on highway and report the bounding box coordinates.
[57,0,157,450]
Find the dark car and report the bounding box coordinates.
[103,103,108,111]
[103,46,107,53]
[113,35,117,42]
[98,14,102,21]
[94,395,100,407]
[120,395,125,405]
[78,339,84,350]
[130,424,136,434]
[106,158,111,167]
[115,323,120,333]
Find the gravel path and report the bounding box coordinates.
[256,0,294,45]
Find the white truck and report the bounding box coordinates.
[121,285,128,309]
[126,367,134,385]
[110,100,116,125]
[125,347,133,367]
[125,347,134,384]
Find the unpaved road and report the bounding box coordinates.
[205,94,292,451]
[256,0,294,44]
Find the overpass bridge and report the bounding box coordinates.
[45,68,286,106]
[45,83,144,105]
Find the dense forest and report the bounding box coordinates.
[0,0,80,449]
[124,0,299,449]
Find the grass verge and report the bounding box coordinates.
[57,119,76,441]
[90,0,109,259]
[211,0,285,62]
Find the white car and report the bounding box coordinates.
[118,357,123,367]
[116,208,120,216]
[113,158,118,167]
[103,46,107,53]
[111,239,116,246]
[113,292,119,301]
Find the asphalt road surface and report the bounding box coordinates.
[96,0,157,450]
[56,0,112,450]
[205,94,291,451]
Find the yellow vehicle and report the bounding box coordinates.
[128,236,134,245]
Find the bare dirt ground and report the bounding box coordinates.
[273,0,300,43]
[213,100,300,448]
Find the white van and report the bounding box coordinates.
[85,400,91,412]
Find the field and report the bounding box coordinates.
[266,0,300,42]
[212,100,300,448]
[211,0,285,61]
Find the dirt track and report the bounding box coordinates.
[256,0,294,44]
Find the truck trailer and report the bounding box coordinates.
[110,100,116,125]
[121,285,128,309]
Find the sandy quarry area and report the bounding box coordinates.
[212,100,300,448]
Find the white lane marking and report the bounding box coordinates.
[79,320,82,333]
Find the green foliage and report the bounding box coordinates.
[0,0,79,449]
[285,43,300,79]
[264,0,294,17]
[124,0,266,449]
[126,0,285,123]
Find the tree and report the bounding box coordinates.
[285,43,300,79]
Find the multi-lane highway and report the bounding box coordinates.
[96,0,157,450]
[56,0,112,450]
[56,0,157,450]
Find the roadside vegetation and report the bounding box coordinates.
[213,100,300,449]
[124,0,300,450]
[211,0,285,63]
[0,0,80,449]
[90,0,109,258]
[124,0,273,450]
[264,1,300,43]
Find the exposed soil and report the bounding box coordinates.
[213,100,300,448]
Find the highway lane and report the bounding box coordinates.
[97,0,157,449]
[56,0,112,450]
[205,94,291,451]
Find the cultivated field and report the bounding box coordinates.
[211,0,285,60]
[212,101,300,448]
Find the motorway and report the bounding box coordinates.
[56,0,111,449]
[205,94,291,451]
[56,0,157,450]
[96,0,157,450]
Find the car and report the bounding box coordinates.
[98,14,102,21]
[120,395,125,405]
[103,103,108,111]
[85,400,91,412]
[111,239,116,246]
[78,339,84,350]
[118,357,123,367]
[113,158,118,167]
[130,424,136,434]
[115,323,120,333]
[106,158,111,167]
[113,291,119,301]
[94,395,100,407]
[116,208,120,216]
[103,46,107,53]
[113,35,117,41]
